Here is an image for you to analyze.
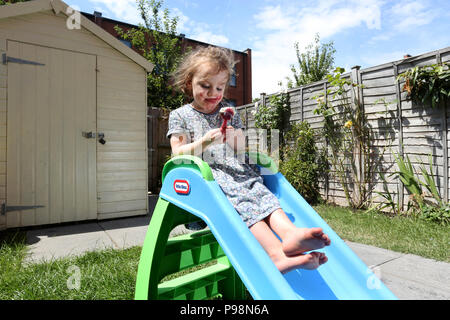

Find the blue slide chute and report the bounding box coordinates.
[158,155,397,300]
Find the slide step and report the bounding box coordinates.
[157,262,231,300]
[159,230,226,280]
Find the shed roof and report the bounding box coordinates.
[0,0,154,72]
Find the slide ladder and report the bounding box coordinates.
[135,154,397,300]
[134,195,246,299]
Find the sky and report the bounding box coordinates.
[67,0,450,99]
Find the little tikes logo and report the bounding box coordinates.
[174,180,190,195]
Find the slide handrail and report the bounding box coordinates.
[161,155,214,183]
[161,152,278,183]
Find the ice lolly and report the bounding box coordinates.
[219,107,235,141]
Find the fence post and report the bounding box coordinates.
[147,108,159,193]
[244,105,248,131]
[441,98,449,203]
[436,52,449,203]
[259,92,266,110]
[445,98,449,203]
[323,82,329,202]
[351,66,363,206]
[393,63,404,209]
[300,87,304,122]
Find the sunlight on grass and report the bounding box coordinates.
[0,204,448,300]
[314,204,449,262]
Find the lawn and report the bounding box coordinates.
[314,204,449,262]
[0,234,140,300]
[0,204,448,300]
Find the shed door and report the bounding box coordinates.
[6,41,97,228]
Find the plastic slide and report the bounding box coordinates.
[135,153,397,300]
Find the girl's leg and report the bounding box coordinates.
[249,220,327,274]
[264,209,331,256]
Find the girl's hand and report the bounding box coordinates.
[202,128,224,146]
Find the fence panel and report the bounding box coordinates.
[235,46,450,209]
[149,47,449,207]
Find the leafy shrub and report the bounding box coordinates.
[254,92,289,131]
[419,204,450,226]
[397,62,450,109]
[372,152,449,226]
[280,121,327,204]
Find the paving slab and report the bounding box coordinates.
[24,214,197,263]
[98,215,150,250]
[379,253,450,300]
[346,241,450,300]
[25,222,116,263]
[345,241,405,267]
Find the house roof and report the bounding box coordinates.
[0,0,154,72]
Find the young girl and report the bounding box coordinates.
[167,46,330,274]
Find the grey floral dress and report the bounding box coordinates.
[167,103,281,227]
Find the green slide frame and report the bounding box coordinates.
[134,153,274,300]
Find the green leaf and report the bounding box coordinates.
[393,152,423,202]
[418,154,442,206]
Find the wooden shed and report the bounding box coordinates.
[0,0,154,230]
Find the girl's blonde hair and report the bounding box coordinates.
[173,46,238,98]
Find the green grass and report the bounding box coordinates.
[314,204,450,262]
[0,231,141,300]
[0,204,448,300]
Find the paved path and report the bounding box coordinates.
[23,208,449,300]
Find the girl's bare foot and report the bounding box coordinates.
[282,227,331,256]
[300,252,328,270]
[272,251,328,274]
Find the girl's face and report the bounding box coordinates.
[189,63,229,114]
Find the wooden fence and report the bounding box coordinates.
[147,107,171,193]
[237,46,450,208]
